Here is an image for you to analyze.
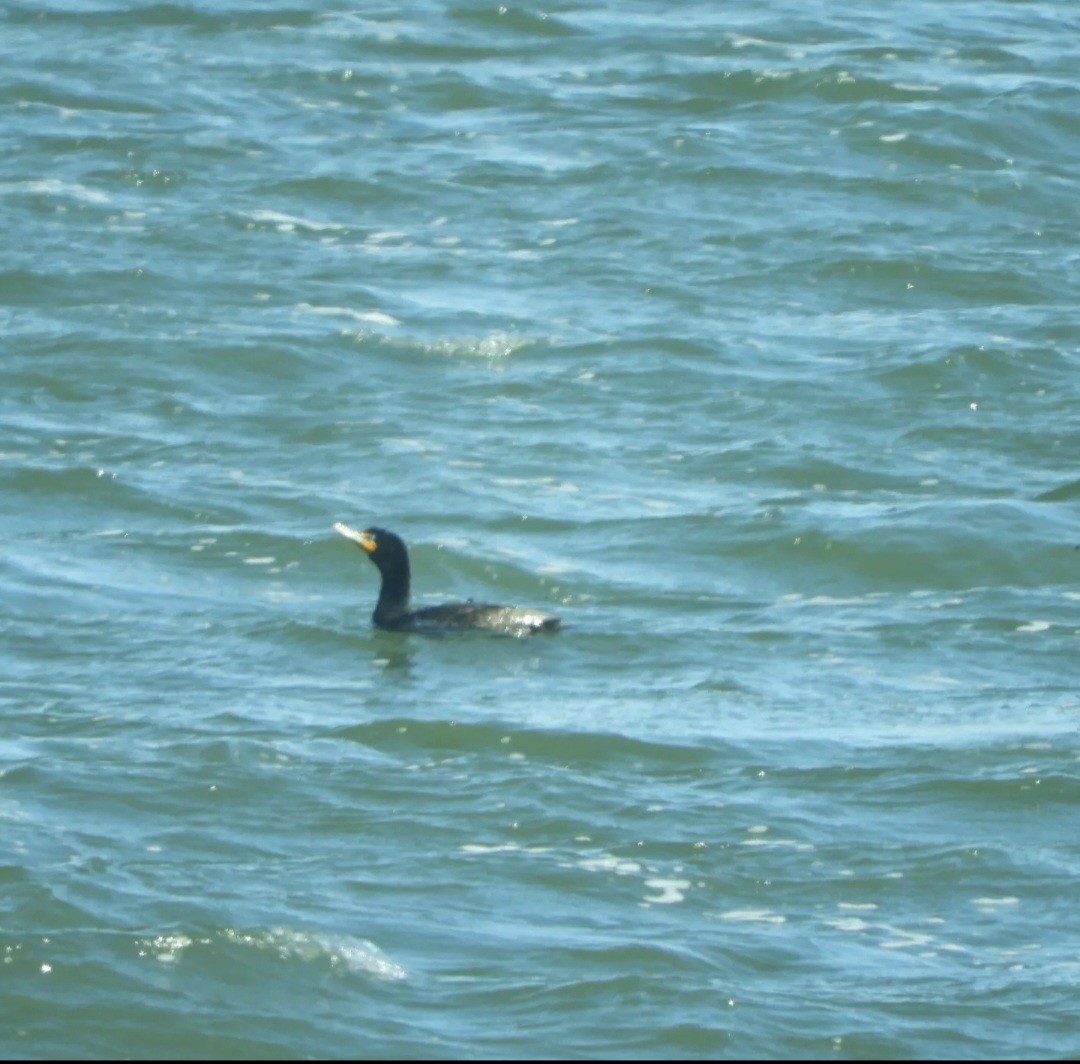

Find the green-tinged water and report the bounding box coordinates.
[2,1,1078,1058]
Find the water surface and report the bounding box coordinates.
[2,0,1078,1058]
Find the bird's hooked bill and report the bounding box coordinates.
[333,522,376,552]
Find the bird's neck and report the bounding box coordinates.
[373,560,410,624]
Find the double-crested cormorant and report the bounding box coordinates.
[333,522,562,636]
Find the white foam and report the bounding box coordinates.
[893,82,939,93]
[461,842,520,854]
[364,230,408,244]
[579,855,641,876]
[880,930,933,949]
[248,209,345,232]
[223,927,406,980]
[7,178,109,203]
[643,878,690,905]
[295,302,400,326]
[139,933,194,964]
[715,909,786,924]
[828,917,871,932]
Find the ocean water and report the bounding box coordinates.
[2,0,1078,1057]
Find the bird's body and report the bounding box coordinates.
[334,523,562,637]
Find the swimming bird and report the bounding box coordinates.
[333,523,562,636]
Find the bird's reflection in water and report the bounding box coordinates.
[369,631,416,675]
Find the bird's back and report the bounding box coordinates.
[390,602,562,637]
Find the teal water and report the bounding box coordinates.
[2,0,1079,1058]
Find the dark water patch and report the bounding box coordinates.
[4,2,324,33]
[0,77,166,116]
[1034,478,1080,503]
[807,255,1048,308]
[724,518,1059,596]
[332,717,734,772]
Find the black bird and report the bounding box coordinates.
[334,523,562,636]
